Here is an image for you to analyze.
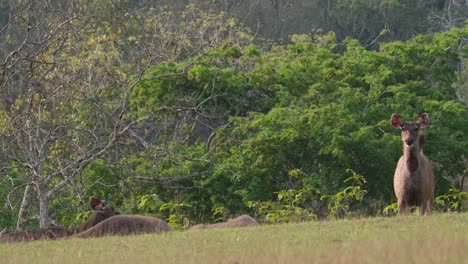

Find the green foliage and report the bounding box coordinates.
[138,194,165,213]
[383,202,398,216]
[159,202,192,229]
[0,163,30,228]
[81,161,123,198]
[128,23,468,223]
[248,187,319,223]
[212,206,231,222]
[320,170,368,219]
[435,189,468,212]
[0,183,16,228]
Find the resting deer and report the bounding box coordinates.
[190,215,259,230]
[51,197,170,239]
[391,113,435,216]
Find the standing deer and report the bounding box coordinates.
[391,113,436,216]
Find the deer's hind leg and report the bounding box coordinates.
[419,202,427,216]
[398,200,410,216]
[424,199,433,215]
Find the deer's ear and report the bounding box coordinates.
[89,197,103,210]
[391,113,403,129]
[418,113,430,128]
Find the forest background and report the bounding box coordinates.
[0,0,467,230]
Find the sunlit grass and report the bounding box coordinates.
[1,213,467,263]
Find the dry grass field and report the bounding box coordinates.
[1,213,467,264]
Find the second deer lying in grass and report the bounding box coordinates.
[391,113,436,216]
[190,215,259,230]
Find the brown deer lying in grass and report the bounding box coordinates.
[391,113,436,216]
[73,214,170,238]
[49,197,170,239]
[190,215,259,230]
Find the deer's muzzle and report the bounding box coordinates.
[405,138,414,146]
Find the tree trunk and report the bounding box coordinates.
[37,184,50,228]
[16,184,33,231]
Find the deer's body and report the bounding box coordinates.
[391,113,435,216]
[190,215,259,230]
[70,197,170,238]
[75,215,170,238]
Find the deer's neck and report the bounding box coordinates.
[403,145,420,173]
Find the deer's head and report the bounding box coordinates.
[89,197,118,222]
[391,113,429,149]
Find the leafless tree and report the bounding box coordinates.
[0,0,251,229]
[428,0,468,31]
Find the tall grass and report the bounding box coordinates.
[1,213,467,264]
